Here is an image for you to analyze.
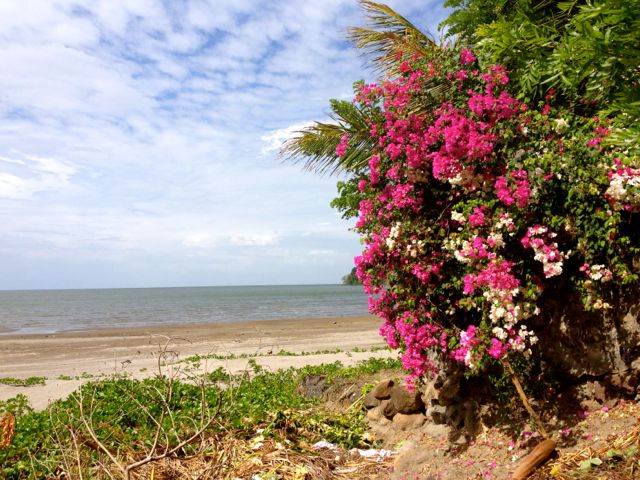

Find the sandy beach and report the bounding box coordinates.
[0,315,394,410]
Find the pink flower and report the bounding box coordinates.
[468,207,487,228]
[495,176,514,206]
[488,338,507,359]
[495,170,530,208]
[335,133,349,157]
[460,49,476,65]
[399,61,412,73]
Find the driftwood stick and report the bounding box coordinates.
[511,438,557,480]
[501,357,548,439]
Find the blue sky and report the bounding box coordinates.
[0,0,449,290]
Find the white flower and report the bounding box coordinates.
[553,118,569,132]
[451,211,466,223]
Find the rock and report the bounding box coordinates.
[428,404,447,424]
[422,422,450,439]
[298,374,328,399]
[608,371,639,395]
[390,385,424,414]
[392,413,426,431]
[421,381,438,407]
[363,390,381,409]
[450,433,467,446]
[372,379,395,400]
[366,399,392,423]
[576,380,607,403]
[533,285,640,380]
[383,399,398,419]
[437,374,461,406]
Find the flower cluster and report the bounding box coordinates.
[579,263,613,283]
[336,133,349,158]
[605,162,640,212]
[521,226,565,278]
[333,46,639,386]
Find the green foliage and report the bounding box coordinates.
[342,267,361,285]
[0,376,46,387]
[443,0,640,150]
[347,0,437,76]
[0,357,401,478]
[0,394,33,418]
[330,179,362,219]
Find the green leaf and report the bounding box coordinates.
[606,449,623,459]
[580,457,603,470]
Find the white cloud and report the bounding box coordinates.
[260,122,314,154]
[229,233,279,247]
[0,153,77,200]
[0,0,450,289]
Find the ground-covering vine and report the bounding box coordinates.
[0,357,401,479]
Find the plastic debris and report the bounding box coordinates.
[356,448,397,462]
[312,440,341,452]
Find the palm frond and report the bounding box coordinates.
[281,100,378,175]
[348,1,438,76]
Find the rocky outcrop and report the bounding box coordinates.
[534,286,640,381]
[364,285,640,447]
[530,284,640,404]
[364,377,471,443]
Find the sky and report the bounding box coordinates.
[0,0,449,290]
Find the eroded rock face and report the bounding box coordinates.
[534,286,640,382]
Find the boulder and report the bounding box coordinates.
[363,390,381,409]
[383,399,398,419]
[392,413,427,431]
[427,404,447,425]
[390,385,424,414]
[366,399,392,423]
[372,379,395,400]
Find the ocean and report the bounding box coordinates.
[0,285,369,335]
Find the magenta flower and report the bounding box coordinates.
[460,49,476,65]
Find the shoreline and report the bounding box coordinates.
[0,314,373,340]
[0,315,394,410]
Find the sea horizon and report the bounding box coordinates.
[0,282,345,293]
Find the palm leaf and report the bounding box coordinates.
[282,1,446,175]
[281,100,378,175]
[348,1,438,76]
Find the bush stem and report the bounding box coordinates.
[502,357,548,439]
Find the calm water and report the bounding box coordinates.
[0,285,369,335]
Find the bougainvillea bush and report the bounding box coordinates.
[335,47,640,387]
